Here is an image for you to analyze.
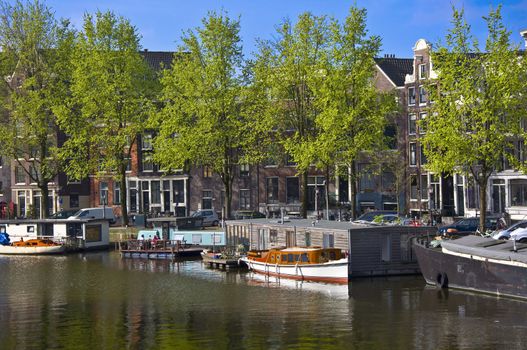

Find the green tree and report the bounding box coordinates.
[254,13,331,218]
[311,7,396,219]
[56,11,157,226]
[153,11,251,220]
[0,0,74,218]
[422,6,526,230]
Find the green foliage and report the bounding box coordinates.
[422,6,526,229]
[0,0,74,217]
[153,11,253,218]
[56,10,157,224]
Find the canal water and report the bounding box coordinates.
[1,252,527,350]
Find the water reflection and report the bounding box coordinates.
[0,253,527,349]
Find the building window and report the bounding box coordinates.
[141,133,153,150]
[286,177,300,204]
[202,190,213,209]
[408,86,416,105]
[240,163,249,177]
[266,177,279,204]
[239,189,250,209]
[203,166,213,178]
[421,174,429,200]
[419,112,427,134]
[285,154,297,166]
[409,143,417,166]
[142,153,153,172]
[511,180,527,206]
[358,164,375,192]
[410,175,418,200]
[0,155,3,167]
[381,171,395,192]
[70,194,79,208]
[420,144,427,165]
[419,86,427,104]
[15,166,25,184]
[419,64,426,80]
[151,181,160,204]
[100,182,108,205]
[408,114,417,135]
[18,191,26,217]
[125,157,132,172]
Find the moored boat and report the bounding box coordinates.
[414,235,527,299]
[239,247,348,284]
[0,238,65,255]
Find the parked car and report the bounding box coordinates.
[49,209,79,219]
[352,211,399,225]
[233,210,266,220]
[438,216,498,236]
[492,220,527,240]
[191,209,219,227]
[508,227,527,243]
[67,207,116,225]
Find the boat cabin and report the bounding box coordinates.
[248,247,344,265]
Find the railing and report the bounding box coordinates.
[118,239,192,252]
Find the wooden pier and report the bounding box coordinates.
[118,239,203,259]
[201,252,245,269]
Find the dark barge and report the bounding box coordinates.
[414,235,527,299]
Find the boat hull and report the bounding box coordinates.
[414,240,527,299]
[0,245,65,255]
[240,257,348,284]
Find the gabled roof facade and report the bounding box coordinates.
[375,57,413,87]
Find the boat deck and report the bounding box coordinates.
[118,239,203,259]
[440,235,527,264]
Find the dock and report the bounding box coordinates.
[118,239,203,259]
[201,252,245,269]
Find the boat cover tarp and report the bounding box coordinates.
[441,235,527,264]
[0,232,10,246]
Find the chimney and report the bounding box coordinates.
[521,29,527,49]
[144,48,149,52]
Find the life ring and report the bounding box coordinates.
[436,273,448,289]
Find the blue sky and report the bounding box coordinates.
[46,0,527,58]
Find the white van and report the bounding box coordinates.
[67,207,116,224]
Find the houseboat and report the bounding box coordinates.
[226,218,435,278]
[240,247,349,284]
[0,218,111,251]
[414,235,527,299]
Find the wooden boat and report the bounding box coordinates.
[414,235,527,299]
[0,239,65,255]
[239,247,348,284]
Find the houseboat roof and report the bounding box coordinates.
[441,235,527,264]
[0,218,105,224]
[227,218,380,231]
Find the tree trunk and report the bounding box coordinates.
[325,165,330,220]
[350,161,357,220]
[478,175,488,232]
[120,163,128,226]
[40,181,50,218]
[301,171,308,218]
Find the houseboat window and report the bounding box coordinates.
[288,254,294,262]
[282,255,287,262]
[270,229,278,243]
[85,225,102,242]
[270,255,275,262]
[301,253,309,263]
[67,223,82,237]
[329,251,336,260]
[27,226,34,233]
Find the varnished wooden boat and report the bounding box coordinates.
[0,239,65,255]
[239,247,348,284]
